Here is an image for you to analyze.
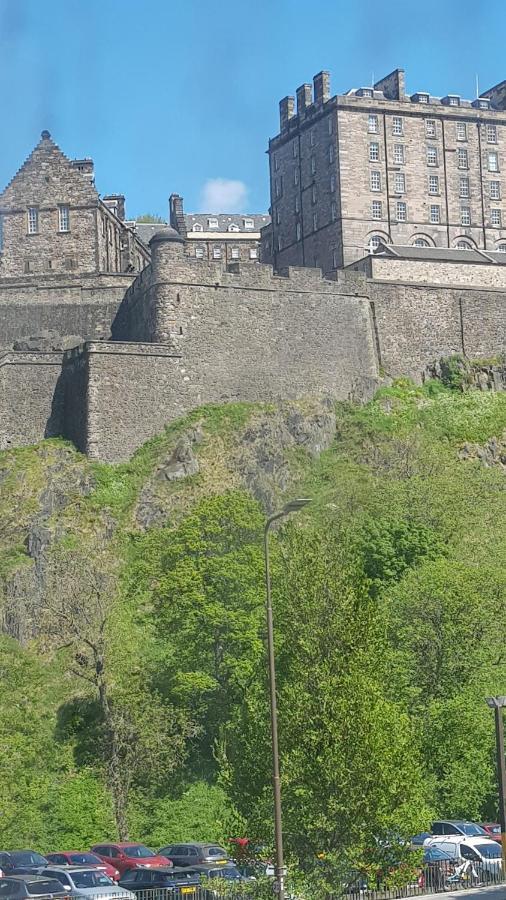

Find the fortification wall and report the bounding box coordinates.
[0,351,64,449]
[367,256,506,288]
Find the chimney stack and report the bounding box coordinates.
[279,95,295,132]
[296,83,313,118]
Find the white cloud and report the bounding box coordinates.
[199,178,248,213]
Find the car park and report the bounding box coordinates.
[157,845,230,869]
[119,866,201,897]
[0,875,69,900]
[45,854,119,881]
[90,845,171,877]
[424,836,503,878]
[431,820,488,838]
[0,854,49,876]
[41,867,134,900]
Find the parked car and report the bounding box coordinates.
[179,864,251,883]
[420,846,459,892]
[41,867,134,900]
[45,853,119,881]
[410,832,432,847]
[0,875,69,900]
[424,836,503,879]
[157,845,230,869]
[90,845,171,877]
[481,823,502,843]
[431,820,488,838]
[0,854,49,876]
[119,866,202,897]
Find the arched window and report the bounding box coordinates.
[228,223,240,232]
[456,240,472,250]
[497,243,506,253]
[413,238,430,247]
[192,223,203,232]
[368,235,384,252]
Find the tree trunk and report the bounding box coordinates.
[96,663,129,840]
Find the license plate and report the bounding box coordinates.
[181,889,195,895]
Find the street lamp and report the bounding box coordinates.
[486,696,506,871]
[264,498,312,900]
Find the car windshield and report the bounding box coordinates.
[209,868,241,880]
[26,881,65,895]
[476,843,502,859]
[207,848,226,857]
[461,824,486,836]
[488,826,501,834]
[11,854,47,867]
[72,872,112,888]
[124,846,154,859]
[68,854,101,866]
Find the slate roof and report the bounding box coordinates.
[185,213,270,233]
[371,245,506,265]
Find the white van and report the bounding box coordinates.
[424,836,502,877]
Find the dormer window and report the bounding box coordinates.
[192,223,203,232]
[27,207,39,234]
[244,218,254,229]
[208,218,219,229]
[357,88,373,98]
[443,94,460,107]
[228,223,240,232]
[411,92,429,104]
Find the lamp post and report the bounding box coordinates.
[264,498,311,900]
[486,696,506,872]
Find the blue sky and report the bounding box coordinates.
[1,0,505,219]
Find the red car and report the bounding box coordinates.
[481,823,502,843]
[45,851,121,881]
[90,844,172,876]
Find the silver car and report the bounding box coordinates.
[41,867,135,900]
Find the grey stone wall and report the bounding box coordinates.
[0,351,64,449]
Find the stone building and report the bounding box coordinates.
[0,131,149,279]
[267,68,506,272]
[168,193,269,263]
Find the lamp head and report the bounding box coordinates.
[282,498,312,514]
[486,696,506,709]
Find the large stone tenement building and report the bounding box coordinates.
[4,77,506,463]
[266,67,506,272]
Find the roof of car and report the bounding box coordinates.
[162,843,225,849]
[0,876,61,883]
[428,835,494,846]
[43,867,102,874]
[434,819,481,825]
[93,843,150,849]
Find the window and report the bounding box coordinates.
[456,122,467,141]
[425,119,436,137]
[195,246,205,259]
[312,211,317,231]
[497,243,506,252]
[449,96,460,107]
[332,248,339,268]
[0,215,3,252]
[461,206,471,226]
[418,93,429,103]
[212,246,222,258]
[488,152,499,172]
[414,238,429,247]
[457,148,468,169]
[328,144,334,163]
[231,247,240,259]
[396,201,407,222]
[487,124,497,144]
[292,142,298,158]
[430,204,441,224]
[368,114,378,133]
[369,235,383,251]
[491,209,502,226]
[58,204,70,232]
[429,174,440,194]
[228,223,239,232]
[296,222,301,241]
[393,144,405,164]
[294,195,300,213]
[331,200,337,221]
[372,200,382,220]
[27,207,38,234]
[392,116,403,135]
[457,240,472,249]
[293,168,299,186]
[427,146,438,166]
[277,235,282,251]
[275,208,281,225]
[273,155,279,171]
[490,181,501,200]
[394,172,405,193]
[310,156,316,175]
[369,142,380,162]
[330,173,336,193]
[244,218,254,229]
[249,248,258,259]
[311,185,317,205]
[459,177,470,198]
[370,171,381,191]
[192,223,203,232]
[275,178,282,198]
[328,117,333,135]
[208,217,218,229]
[24,259,31,273]
[310,130,315,146]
